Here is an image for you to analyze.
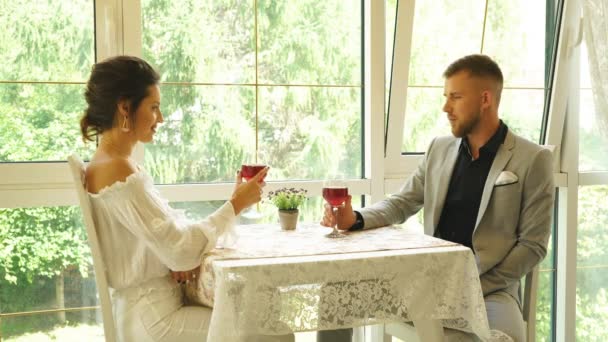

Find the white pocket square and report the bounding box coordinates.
[495,171,518,186]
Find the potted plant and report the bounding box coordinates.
[267,187,307,230]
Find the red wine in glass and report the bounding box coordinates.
[239,163,267,220]
[322,187,348,207]
[322,180,348,238]
[241,164,267,182]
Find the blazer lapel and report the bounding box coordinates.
[431,138,461,230]
[474,131,515,231]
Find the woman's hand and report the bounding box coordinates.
[170,266,200,284]
[230,167,269,215]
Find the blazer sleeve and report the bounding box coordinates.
[357,138,433,229]
[479,147,555,295]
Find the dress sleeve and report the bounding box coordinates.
[103,172,237,271]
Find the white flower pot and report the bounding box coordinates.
[278,209,299,230]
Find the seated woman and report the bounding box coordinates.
[80,55,267,341]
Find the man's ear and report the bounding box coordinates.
[481,90,492,109]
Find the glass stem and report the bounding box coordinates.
[332,206,339,233]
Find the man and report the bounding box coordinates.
[318,54,554,342]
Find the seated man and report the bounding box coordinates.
[318,54,554,342]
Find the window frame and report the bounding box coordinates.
[4,1,608,341]
[383,0,568,188]
[380,1,586,341]
[0,0,377,209]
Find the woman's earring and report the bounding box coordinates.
[121,116,130,132]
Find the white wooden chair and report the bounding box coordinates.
[68,154,117,342]
[380,265,540,342]
[522,265,539,342]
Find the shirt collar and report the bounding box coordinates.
[460,120,508,158]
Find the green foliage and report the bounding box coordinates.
[535,271,554,341]
[574,186,608,341]
[579,126,608,171]
[0,1,93,82]
[257,0,360,85]
[4,0,608,341]
[0,84,94,162]
[577,288,608,341]
[141,0,362,183]
[0,0,94,337]
[398,0,550,151]
[4,323,103,342]
[0,0,95,162]
[0,207,91,285]
[578,186,608,268]
[2,321,106,342]
[267,188,308,210]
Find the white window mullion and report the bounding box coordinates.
[384,175,411,195]
[0,178,372,209]
[0,188,78,209]
[0,0,125,209]
[95,0,124,61]
[159,179,371,203]
[364,0,386,205]
[545,0,583,175]
[555,1,582,340]
[384,0,416,177]
[578,172,608,186]
[556,107,580,342]
[120,0,145,164]
[0,163,76,208]
[95,0,145,164]
[121,0,142,57]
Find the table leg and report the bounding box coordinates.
[352,326,365,342]
[368,325,392,342]
[412,319,444,342]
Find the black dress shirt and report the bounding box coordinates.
[434,121,508,249]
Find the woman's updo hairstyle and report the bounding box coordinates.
[80,56,160,142]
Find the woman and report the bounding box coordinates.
[80,55,267,341]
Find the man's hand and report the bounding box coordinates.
[170,266,200,284]
[320,195,357,230]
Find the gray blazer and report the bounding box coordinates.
[359,130,555,301]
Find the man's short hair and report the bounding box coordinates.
[443,54,504,86]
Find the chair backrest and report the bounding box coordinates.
[68,154,117,342]
[522,265,539,342]
[521,145,554,342]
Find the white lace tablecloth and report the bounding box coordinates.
[186,223,511,341]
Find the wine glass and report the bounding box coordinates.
[240,161,268,220]
[322,179,348,238]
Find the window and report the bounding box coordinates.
[395,0,552,153]
[579,42,608,172]
[141,0,363,185]
[0,0,95,162]
[0,1,100,340]
[386,0,397,118]
[576,186,608,340]
[385,1,563,339]
[174,197,362,226]
[0,206,102,340]
[536,198,557,341]
[576,18,608,339]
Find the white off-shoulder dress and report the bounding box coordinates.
[88,169,236,342]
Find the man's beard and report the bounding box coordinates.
[451,111,481,138]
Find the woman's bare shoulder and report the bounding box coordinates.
[86,157,138,194]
